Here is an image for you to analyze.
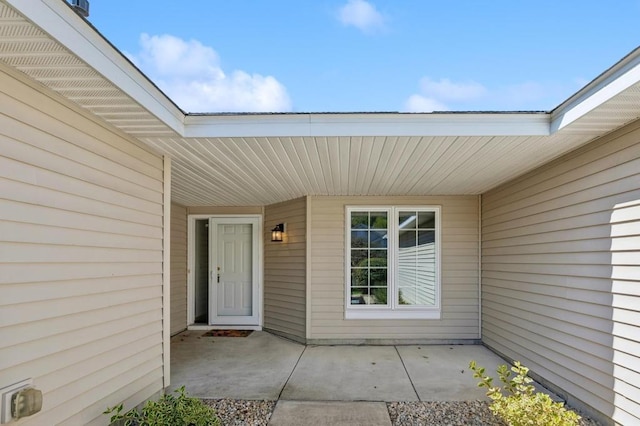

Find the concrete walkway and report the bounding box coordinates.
[170,331,508,424]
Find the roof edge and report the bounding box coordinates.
[551,46,640,132]
[6,1,639,140]
[4,0,185,134]
[184,112,551,138]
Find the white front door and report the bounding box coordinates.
[209,217,260,326]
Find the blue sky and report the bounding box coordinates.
[86,0,639,113]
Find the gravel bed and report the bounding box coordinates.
[388,401,503,426]
[387,401,601,426]
[203,399,600,425]
[203,399,275,426]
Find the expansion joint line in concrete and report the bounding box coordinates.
[395,346,420,401]
[277,344,307,401]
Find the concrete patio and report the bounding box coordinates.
[170,330,565,425]
[171,331,516,412]
[170,330,510,402]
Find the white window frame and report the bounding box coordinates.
[345,206,441,320]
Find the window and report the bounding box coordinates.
[346,206,441,319]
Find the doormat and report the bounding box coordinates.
[203,330,253,337]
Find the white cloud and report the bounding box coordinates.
[404,77,487,112]
[418,77,487,102]
[338,0,385,33]
[404,95,448,113]
[128,34,292,113]
[404,76,576,112]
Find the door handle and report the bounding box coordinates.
[217,274,220,283]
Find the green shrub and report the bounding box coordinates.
[104,386,220,426]
[469,360,580,426]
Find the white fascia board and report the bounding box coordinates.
[6,0,185,134]
[551,47,640,133]
[184,112,550,138]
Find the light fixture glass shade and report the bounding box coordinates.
[271,223,284,242]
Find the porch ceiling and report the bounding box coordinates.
[1,1,640,207]
[141,130,591,206]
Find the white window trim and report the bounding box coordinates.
[344,206,441,320]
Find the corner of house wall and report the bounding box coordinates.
[305,195,312,340]
[264,328,308,345]
[162,156,172,389]
[478,193,482,341]
[482,342,613,426]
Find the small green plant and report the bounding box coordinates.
[469,360,580,426]
[104,386,220,426]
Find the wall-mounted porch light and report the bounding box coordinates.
[271,223,285,242]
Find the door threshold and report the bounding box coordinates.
[188,325,262,331]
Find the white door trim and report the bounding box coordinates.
[187,214,263,328]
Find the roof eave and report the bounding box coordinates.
[4,0,185,134]
[551,46,640,132]
[4,1,639,143]
[184,112,551,138]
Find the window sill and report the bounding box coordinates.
[345,309,441,320]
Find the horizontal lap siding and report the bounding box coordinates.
[171,203,187,335]
[309,195,479,340]
[264,197,306,340]
[0,68,165,425]
[481,119,640,425]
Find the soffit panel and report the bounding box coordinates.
[0,1,177,138]
[141,132,599,206]
[558,82,640,134]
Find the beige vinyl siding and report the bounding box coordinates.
[0,66,165,425]
[481,119,640,425]
[264,197,306,341]
[308,195,479,341]
[171,203,188,335]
